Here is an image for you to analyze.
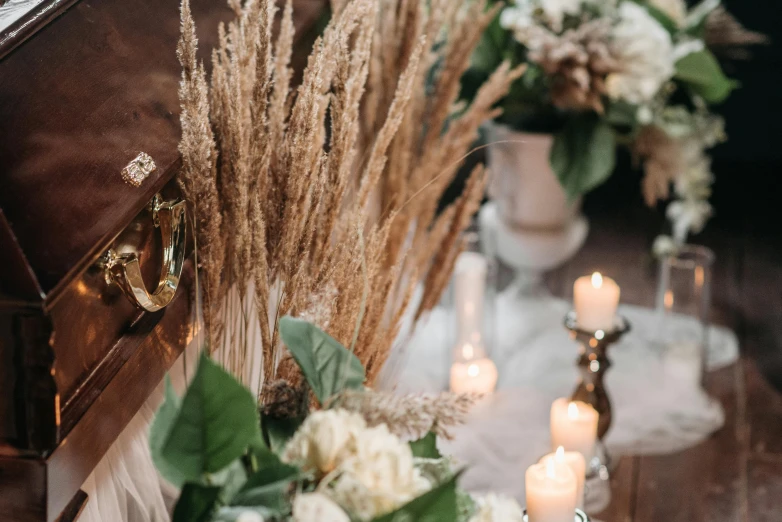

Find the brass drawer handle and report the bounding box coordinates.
[101,194,187,312]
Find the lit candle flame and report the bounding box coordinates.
[546,458,556,479]
[467,364,480,377]
[568,401,579,420]
[591,272,603,289]
[555,446,565,460]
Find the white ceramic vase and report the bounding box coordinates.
[481,124,589,293]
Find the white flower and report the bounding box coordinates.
[282,409,366,474]
[236,512,264,522]
[673,38,705,61]
[652,235,678,257]
[540,0,582,32]
[648,0,687,27]
[667,199,712,240]
[329,424,430,519]
[501,0,581,34]
[606,2,674,104]
[469,493,525,522]
[292,493,350,522]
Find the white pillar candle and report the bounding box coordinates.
[454,252,488,345]
[525,458,577,522]
[450,357,498,395]
[540,447,586,509]
[573,272,620,332]
[550,398,599,462]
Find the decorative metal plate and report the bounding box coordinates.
[121,152,156,187]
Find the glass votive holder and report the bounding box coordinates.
[655,244,714,389]
[448,230,498,395]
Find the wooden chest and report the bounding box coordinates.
[0,1,234,520]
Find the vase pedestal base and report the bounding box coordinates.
[479,202,588,296]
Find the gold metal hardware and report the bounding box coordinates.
[101,194,187,312]
[121,152,156,187]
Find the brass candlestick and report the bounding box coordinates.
[564,312,631,440]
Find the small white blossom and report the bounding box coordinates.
[235,511,264,522]
[282,409,366,474]
[606,2,674,104]
[292,493,350,522]
[673,39,705,61]
[469,493,525,522]
[329,424,430,519]
[667,199,712,241]
[652,235,678,257]
[501,0,581,34]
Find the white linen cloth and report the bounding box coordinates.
[76,292,737,520]
[396,293,738,503]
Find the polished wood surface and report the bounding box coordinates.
[0,1,73,60]
[0,0,233,303]
[0,1,328,519]
[541,207,782,521]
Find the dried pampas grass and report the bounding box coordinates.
[177,0,522,396]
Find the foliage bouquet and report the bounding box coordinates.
[466,0,765,244]
[152,317,524,521]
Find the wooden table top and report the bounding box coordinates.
[543,206,782,522]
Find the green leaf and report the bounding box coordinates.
[604,100,639,128]
[550,114,616,200]
[674,50,738,104]
[470,11,509,73]
[685,0,720,33]
[372,472,463,522]
[278,316,365,404]
[211,460,250,504]
[150,376,187,487]
[230,452,300,511]
[160,353,262,482]
[261,413,305,454]
[172,483,222,522]
[409,432,442,459]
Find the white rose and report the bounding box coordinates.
[329,424,430,519]
[469,493,525,522]
[282,409,366,474]
[648,0,687,27]
[606,2,674,104]
[292,493,350,522]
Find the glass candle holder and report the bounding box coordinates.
[655,245,714,388]
[448,230,498,395]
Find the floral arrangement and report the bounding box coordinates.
[151,317,524,521]
[466,0,766,246]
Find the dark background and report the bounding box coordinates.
[587,0,782,237]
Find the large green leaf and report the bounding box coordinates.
[409,432,442,459]
[675,49,738,104]
[150,376,187,487]
[159,353,262,482]
[230,451,300,511]
[372,472,462,522]
[550,114,616,200]
[278,316,365,404]
[172,483,222,522]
